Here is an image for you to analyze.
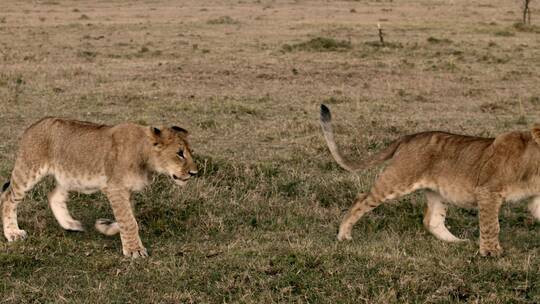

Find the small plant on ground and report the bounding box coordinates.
[521,0,532,25]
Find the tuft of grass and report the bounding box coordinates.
[512,22,540,33]
[479,102,506,113]
[364,40,403,48]
[427,36,452,44]
[282,37,352,52]
[478,53,510,64]
[529,96,540,104]
[77,50,98,59]
[322,96,352,105]
[197,119,218,130]
[516,115,527,125]
[494,30,515,37]
[207,16,239,25]
[313,179,359,208]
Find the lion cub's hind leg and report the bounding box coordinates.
[48,186,84,232]
[337,167,423,241]
[423,191,466,242]
[2,166,48,241]
[337,193,369,241]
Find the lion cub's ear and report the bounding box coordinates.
[531,124,540,145]
[151,127,165,148]
[171,126,189,137]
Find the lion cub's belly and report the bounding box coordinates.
[54,172,107,194]
[431,183,477,208]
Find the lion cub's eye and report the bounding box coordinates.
[177,150,184,159]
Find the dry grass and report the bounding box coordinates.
[1,0,540,302]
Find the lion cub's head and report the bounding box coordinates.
[148,126,198,186]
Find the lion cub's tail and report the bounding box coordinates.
[319,104,403,173]
[95,219,120,236]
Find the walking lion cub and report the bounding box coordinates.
[1,117,198,258]
[320,104,540,256]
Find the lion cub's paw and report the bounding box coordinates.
[123,247,149,258]
[5,229,27,242]
[337,231,353,241]
[63,220,85,232]
[479,244,503,257]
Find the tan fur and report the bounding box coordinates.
[320,104,540,257]
[1,117,198,258]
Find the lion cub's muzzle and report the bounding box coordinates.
[172,170,198,185]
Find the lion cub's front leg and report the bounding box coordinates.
[103,188,147,258]
[476,188,503,257]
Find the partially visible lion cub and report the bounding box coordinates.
[320,104,540,257]
[1,117,198,258]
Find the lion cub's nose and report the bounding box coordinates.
[189,171,198,177]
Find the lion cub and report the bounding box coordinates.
[320,104,540,257]
[1,117,198,258]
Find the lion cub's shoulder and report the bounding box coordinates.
[492,130,534,152]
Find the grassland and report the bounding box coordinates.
[1,0,540,302]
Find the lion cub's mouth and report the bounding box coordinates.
[172,174,190,181]
[172,174,190,186]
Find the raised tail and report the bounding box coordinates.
[95,219,120,236]
[319,104,403,172]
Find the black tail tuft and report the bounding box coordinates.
[2,180,10,192]
[320,104,331,123]
[96,218,115,225]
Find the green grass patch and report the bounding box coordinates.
[512,22,540,33]
[207,16,239,25]
[283,37,352,52]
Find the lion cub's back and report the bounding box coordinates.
[391,132,495,206]
[18,117,114,177]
